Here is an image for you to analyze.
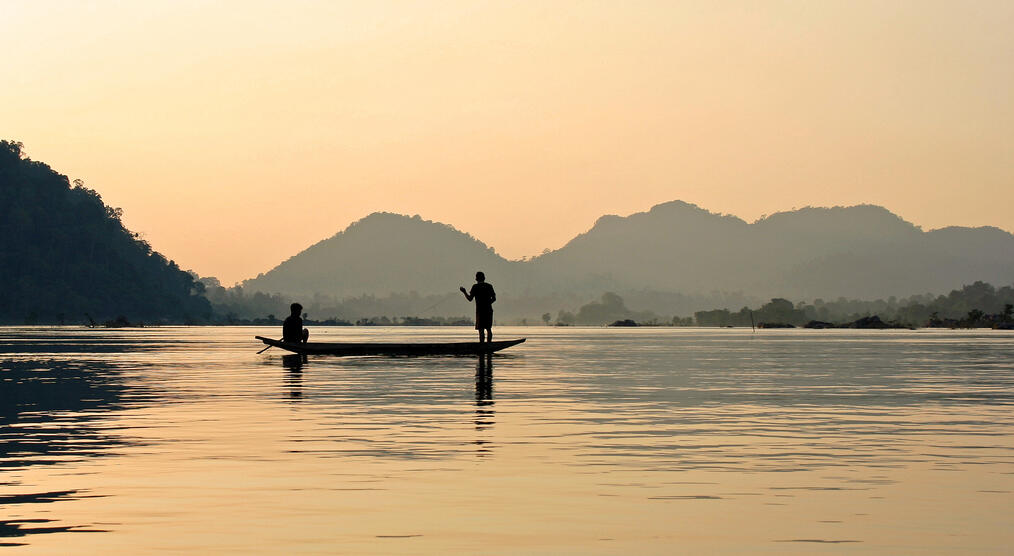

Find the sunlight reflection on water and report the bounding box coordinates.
[2,326,1014,553]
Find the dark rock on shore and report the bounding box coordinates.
[804,320,835,329]
[103,315,141,328]
[800,316,910,329]
[609,319,638,327]
[847,315,907,329]
[758,322,795,328]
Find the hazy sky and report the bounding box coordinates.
[3,1,1012,284]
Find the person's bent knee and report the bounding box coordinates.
[302,328,309,343]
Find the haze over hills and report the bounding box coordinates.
[242,201,1014,314]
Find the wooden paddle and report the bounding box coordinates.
[257,339,279,354]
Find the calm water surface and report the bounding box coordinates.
[2,326,1013,554]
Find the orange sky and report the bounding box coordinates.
[3,1,1012,284]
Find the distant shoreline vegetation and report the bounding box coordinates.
[688,281,1014,330]
[22,280,1010,331]
[195,279,1014,330]
[186,279,1014,329]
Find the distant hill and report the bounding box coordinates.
[243,200,1014,309]
[533,201,1014,299]
[0,140,211,324]
[243,212,518,297]
[530,201,753,293]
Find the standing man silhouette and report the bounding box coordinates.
[461,271,496,343]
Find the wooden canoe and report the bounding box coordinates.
[255,336,525,356]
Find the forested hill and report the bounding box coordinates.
[529,201,1014,299]
[242,200,1014,306]
[243,212,519,297]
[0,140,211,324]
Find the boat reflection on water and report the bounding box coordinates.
[474,354,494,457]
[475,353,493,405]
[271,351,498,455]
[281,354,306,401]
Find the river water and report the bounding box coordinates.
[2,326,1013,554]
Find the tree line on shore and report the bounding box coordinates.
[192,279,1014,329]
[690,281,1014,329]
[11,268,1014,329]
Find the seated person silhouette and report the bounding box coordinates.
[282,302,309,343]
[460,271,496,343]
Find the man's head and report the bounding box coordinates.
[290,302,303,316]
[475,271,485,282]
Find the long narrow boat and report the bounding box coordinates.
[255,336,525,356]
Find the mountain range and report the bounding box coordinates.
[242,201,1014,312]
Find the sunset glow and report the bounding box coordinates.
[3,1,1011,284]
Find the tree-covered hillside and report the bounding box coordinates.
[0,140,211,324]
[531,201,1014,299]
[242,212,520,298]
